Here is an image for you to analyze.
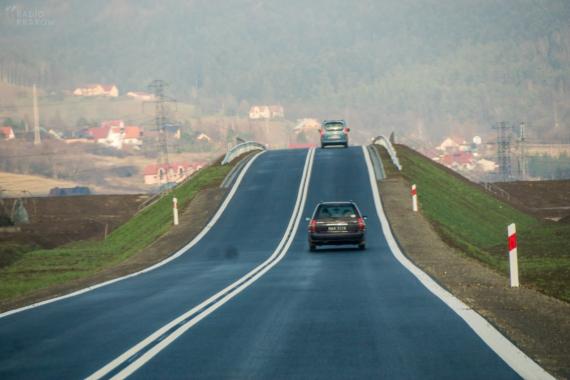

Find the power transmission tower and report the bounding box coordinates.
[492,122,512,181]
[147,80,175,183]
[517,122,528,180]
[149,79,169,174]
[32,84,41,145]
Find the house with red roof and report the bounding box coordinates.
[73,84,119,97]
[143,162,203,185]
[0,126,15,140]
[440,152,475,170]
[122,126,143,147]
[87,120,125,149]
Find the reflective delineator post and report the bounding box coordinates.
[507,223,519,287]
[411,184,418,212]
[173,197,179,226]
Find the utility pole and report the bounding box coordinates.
[32,84,41,145]
[492,122,512,182]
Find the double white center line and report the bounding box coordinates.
[88,148,315,379]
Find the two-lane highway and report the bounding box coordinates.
[0,146,550,379]
[129,147,525,379]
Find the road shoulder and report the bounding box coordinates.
[378,175,570,379]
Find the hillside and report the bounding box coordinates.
[387,144,570,302]
[1,1,569,141]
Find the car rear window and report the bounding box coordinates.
[316,204,358,219]
[323,122,344,131]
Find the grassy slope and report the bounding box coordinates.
[388,145,570,302]
[0,163,231,301]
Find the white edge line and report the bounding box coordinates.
[0,152,265,320]
[361,146,554,380]
[89,148,315,379]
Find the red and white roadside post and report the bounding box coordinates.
[411,184,418,212]
[507,223,519,288]
[173,197,179,226]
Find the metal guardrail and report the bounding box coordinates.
[222,141,266,165]
[372,135,402,171]
[366,145,386,180]
[481,182,511,201]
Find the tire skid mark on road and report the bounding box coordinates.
[88,148,316,380]
[361,146,553,380]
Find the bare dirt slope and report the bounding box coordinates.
[0,186,227,312]
[493,180,570,220]
[0,194,150,250]
[378,175,570,379]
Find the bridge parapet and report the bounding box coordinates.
[372,135,402,171]
[222,141,266,165]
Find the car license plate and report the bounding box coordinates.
[328,225,347,232]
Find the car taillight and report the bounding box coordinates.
[319,129,324,137]
[357,217,366,231]
[309,219,317,233]
[343,128,349,134]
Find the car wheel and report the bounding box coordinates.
[358,243,366,250]
[310,244,317,252]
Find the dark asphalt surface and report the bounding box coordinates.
[0,149,307,379]
[0,147,520,379]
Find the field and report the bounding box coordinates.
[493,180,570,220]
[388,145,570,302]
[0,161,232,302]
[0,171,109,197]
[0,194,150,251]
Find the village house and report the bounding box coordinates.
[249,105,285,120]
[73,84,119,97]
[86,120,142,149]
[143,162,205,185]
[87,124,122,149]
[436,137,462,152]
[122,126,143,147]
[0,126,16,140]
[126,91,155,101]
[440,152,475,171]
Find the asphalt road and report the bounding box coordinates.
[0,147,531,379]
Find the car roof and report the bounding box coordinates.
[316,201,357,206]
[321,119,346,125]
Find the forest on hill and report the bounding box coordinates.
[1,0,569,142]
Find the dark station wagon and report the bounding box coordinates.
[307,201,366,251]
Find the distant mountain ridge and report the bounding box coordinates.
[1,0,569,141]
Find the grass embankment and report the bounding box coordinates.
[379,144,570,302]
[0,163,231,302]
